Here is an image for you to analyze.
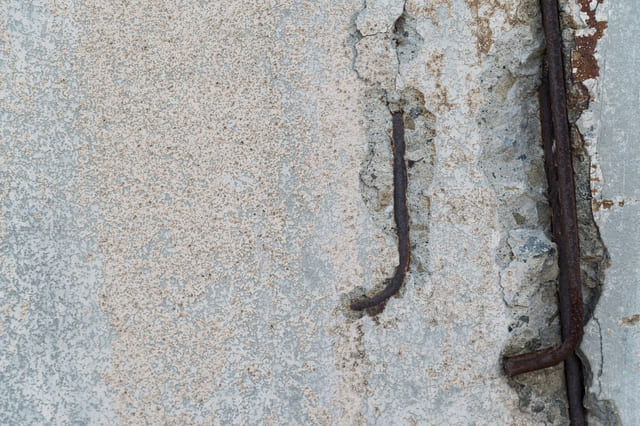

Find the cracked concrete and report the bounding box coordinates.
[356,0,405,36]
[352,0,404,92]
[0,0,632,424]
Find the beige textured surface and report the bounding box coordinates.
[72,0,395,422]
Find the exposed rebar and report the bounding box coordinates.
[351,110,410,311]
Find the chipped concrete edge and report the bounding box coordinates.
[564,0,622,423]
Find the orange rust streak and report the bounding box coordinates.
[572,0,607,82]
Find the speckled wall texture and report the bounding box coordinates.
[0,0,632,425]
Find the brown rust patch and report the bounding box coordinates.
[571,0,607,82]
[601,199,614,209]
[465,0,494,59]
[592,199,614,212]
[566,76,591,124]
[620,314,640,327]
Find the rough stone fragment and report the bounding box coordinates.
[355,34,399,91]
[501,229,558,308]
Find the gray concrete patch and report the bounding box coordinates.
[579,1,640,424]
[0,1,116,423]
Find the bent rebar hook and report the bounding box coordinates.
[503,0,584,379]
[351,111,410,311]
[503,2,586,423]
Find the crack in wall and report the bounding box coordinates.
[581,316,622,425]
[351,0,407,92]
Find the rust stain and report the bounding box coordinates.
[572,0,608,82]
[465,0,494,59]
[620,314,640,327]
[462,0,524,60]
[592,199,626,210]
[566,2,608,220]
[567,77,591,123]
[592,199,614,211]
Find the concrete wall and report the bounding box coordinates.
[0,0,632,424]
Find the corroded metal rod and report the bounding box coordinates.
[503,0,584,388]
[541,71,586,425]
[351,111,410,311]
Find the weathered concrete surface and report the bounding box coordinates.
[577,0,640,424]
[0,1,115,423]
[0,0,619,424]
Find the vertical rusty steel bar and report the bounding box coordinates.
[540,72,586,425]
[351,111,410,311]
[503,0,584,387]
[565,353,586,425]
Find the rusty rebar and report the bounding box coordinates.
[541,70,586,425]
[503,0,584,381]
[351,111,410,311]
[565,352,585,425]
